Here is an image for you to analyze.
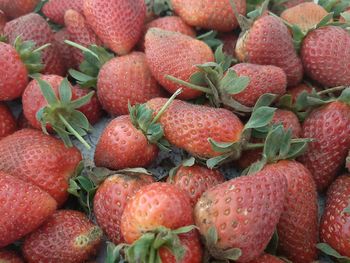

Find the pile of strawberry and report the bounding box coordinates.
[0,0,350,262]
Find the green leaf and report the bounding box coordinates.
[278,129,292,158]
[253,93,277,110]
[182,157,196,167]
[147,123,164,144]
[197,30,223,50]
[70,91,94,109]
[206,153,233,169]
[105,242,125,263]
[190,71,207,86]
[207,226,219,245]
[316,12,335,28]
[339,88,350,105]
[263,125,285,161]
[69,69,97,89]
[59,78,72,103]
[317,243,350,262]
[70,110,90,130]
[285,140,309,160]
[214,45,233,71]
[209,138,236,153]
[220,70,250,95]
[341,11,350,23]
[36,78,59,105]
[244,106,276,130]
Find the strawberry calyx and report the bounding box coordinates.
[146,0,173,16]
[197,30,224,51]
[319,0,350,17]
[317,243,350,262]
[66,41,115,89]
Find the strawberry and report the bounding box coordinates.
[145,28,215,99]
[0,0,39,18]
[172,0,246,32]
[22,210,103,263]
[280,2,329,32]
[301,26,350,87]
[319,175,350,257]
[84,0,146,55]
[287,83,313,103]
[4,13,65,76]
[53,28,77,73]
[94,172,154,244]
[42,0,84,25]
[299,100,350,191]
[236,15,303,87]
[0,103,17,140]
[0,171,57,248]
[194,162,287,262]
[0,249,24,263]
[0,129,82,205]
[219,33,238,57]
[0,9,6,34]
[247,253,284,263]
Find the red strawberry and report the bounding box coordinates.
[172,0,246,32]
[247,254,284,263]
[84,0,146,55]
[236,15,303,87]
[0,0,39,18]
[230,63,287,107]
[4,13,65,76]
[94,172,154,244]
[219,32,238,57]
[0,129,82,205]
[299,101,350,191]
[0,103,17,140]
[0,171,57,248]
[320,175,350,257]
[145,28,215,99]
[97,51,165,116]
[42,0,84,25]
[0,9,6,33]
[53,28,77,72]
[167,164,225,206]
[0,249,24,263]
[194,162,287,262]
[22,210,103,263]
[301,26,350,87]
[287,83,313,103]
[276,160,318,263]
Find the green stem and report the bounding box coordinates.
[64,40,100,61]
[151,88,182,124]
[148,247,156,263]
[58,114,91,149]
[317,86,347,96]
[33,43,51,53]
[244,143,265,150]
[165,75,213,94]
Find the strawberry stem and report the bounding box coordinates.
[317,86,347,95]
[33,43,51,53]
[64,40,100,61]
[148,247,156,263]
[165,75,213,94]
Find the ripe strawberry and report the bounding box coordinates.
[299,101,350,191]
[84,0,146,55]
[0,249,24,263]
[236,15,303,87]
[281,2,329,32]
[167,164,225,206]
[94,172,154,244]
[0,129,82,205]
[319,175,350,257]
[145,28,215,99]
[53,28,77,72]
[194,162,287,262]
[0,171,57,248]
[219,33,238,57]
[0,0,39,18]
[301,26,350,87]
[0,9,6,34]
[247,254,284,263]
[4,13,65,76]
[42,0,84,25]
[97,51,165,116]
[287,83,313,103]
[22,210,103,263]
[230,63,287,107]
[0,103,17,140]
[172,0,246,32]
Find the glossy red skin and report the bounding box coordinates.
[94,173,154,244]
[121,182,193,243]
[64,9,102,65]
[167,165,225,206]
[276,161,318,263]
[172,0,246,32]
[236,15,303,87]
[0,129,82,205]
[84,0,146,55]
[94,115,158,170]
[159,232,203,263]
[231,63,287,107]
[97,52,165,116]
[145,28,215,100]
[23,210,102,263]
[320,175,350,257]
[247,253,284,263]
[194,163,287,262]
[43,0,83,25]
[53,28,77,73]
[0,249,24,263]
[219,33,238,57]
[4,13,65,76]
[0,172,57,248]
[0,0,39,18]
[147,98,244,158]
[0,9,6,34]
[287,83,313,103]
[0,42,28,101]
[299,101,350,191]
[301,26,350,87]
[0,103,17,140]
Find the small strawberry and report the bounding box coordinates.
[0,249,24,263]
[84,0,146,55]
[145,28,215,99]
[0,9,6,34]
[22,210,103,263]
[0,103,17,140]
[172,0,246,32]
[0,129,82,205]
[0,171,57,248]
[53,29,77,73]
[42,0,84,25]
[247,253,284,263]
[0,0,39,18]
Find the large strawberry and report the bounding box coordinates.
[84,0,146,55]
[172,0,246,32]
[0,249,24,263]
[0,129,82,205]
[0,0,39,18]
[22,210,103,263]
[0,103,17,140]
[0,171,57,248]
[42,0,84,25]
[4,13,65,76]
[145,28,215,99]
